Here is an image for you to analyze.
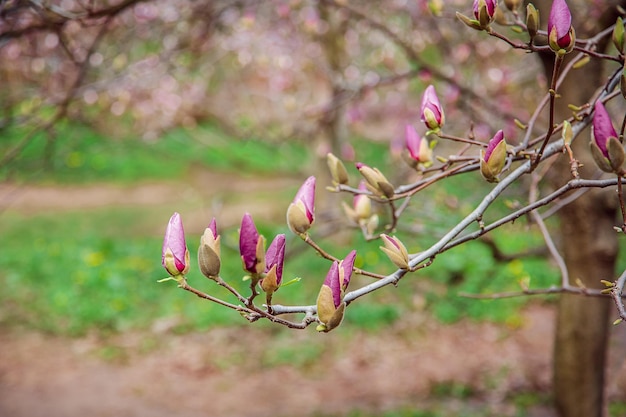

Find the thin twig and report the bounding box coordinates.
[460,285,622,299]
[610,269,626,322]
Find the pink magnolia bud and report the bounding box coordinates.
[404,124,433,167]
[317,262,343,324]
[420,85,445,131]
[198,218,221,279]
[261,234,286,294]
[239,213,266,275]
[526,4,539,39]
[316,251,355,332]
[380,234,410,270]
[286,176,316,235]
[339,250,356,291]
[327,153,349,186]
[480,130,507,183]
[356,162,395,198]
[342,181,373,225]
[473,0,498,27]
[548,0,575,53]
[590,101,625,173]
[162,212,190,277]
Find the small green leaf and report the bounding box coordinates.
[280,277,301,288]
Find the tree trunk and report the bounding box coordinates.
[533,2,623,415]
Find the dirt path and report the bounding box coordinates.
[1,305,569,417]
[0,171,300,224]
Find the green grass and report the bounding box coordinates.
[0,203,558,336]
[0,121,312,184]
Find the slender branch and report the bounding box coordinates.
[437,132,487,147]
[179,280,249,312]
[445,177,624,252]
[178,280,313,329]
[531,54,562,169]
[214,277,248,304]
[302,234,386,279]
[460,285,621,299]
[477,235,546,262]
[617,174,626,231]
[528,161,569,287]
[610,269,626,322]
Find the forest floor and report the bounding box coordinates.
[1,176,626,417]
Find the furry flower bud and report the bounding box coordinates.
[356,162,394,199]
[286,176,316,235]
[480,130,507,183]
[473,0,498,28]
[526,3,539,39]
[342,181,373,225]
[420,85,445,131]
[261,234,285,294]
[380,234,410,270]
[339,250,356,292]
[198,218,221,279]
[561,120,573,146]
[404,124,433,168]
[316,262,345,332]
[613,17,624,54]
[316,251,355,332]
[548,0,575,53]
[239,213,266,275]
[590,101,625,174]
[162,212,190,277]
[327,153,349,186]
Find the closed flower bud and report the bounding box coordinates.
[316,261,346,332]
[590,101,625,174]
[456,11,485,31]
[366,214,379,237]
[338,250,356,292]
[286,176,316,235]
[356,162,395,199]
[404,124,433,168]
[380,234,410,270]
[548,0,575,53]
[473,0,498,28]
[420,85,445,131]
[327,153,349,186]
[198,218,221,279]
[480,130,508,183]
[316,250,355,333]
[561,120,573,146]
[162,212,190,277]
[342,181,373,225]
[239,213,266,275]
[261,234,285,295]
[526,3,539,39]
[613,17,624,54]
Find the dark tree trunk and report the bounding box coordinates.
[533,1,624,415]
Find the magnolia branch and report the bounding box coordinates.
[611,269,626,322]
